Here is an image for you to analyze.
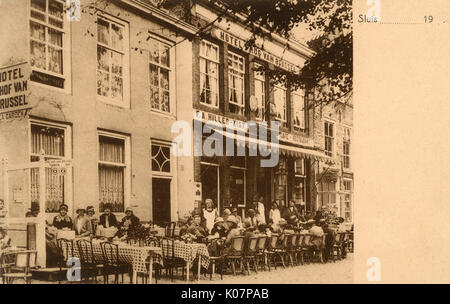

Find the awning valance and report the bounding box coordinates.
[212,129,330,162]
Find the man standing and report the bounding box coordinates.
[282,200,299,220]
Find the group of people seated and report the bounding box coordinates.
[179,195,349,260]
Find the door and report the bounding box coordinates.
[152,178,171,225]
[200,164,219,211]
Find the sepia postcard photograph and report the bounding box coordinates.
[0,0,448,290]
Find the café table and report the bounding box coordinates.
[161,240,210,282]
[62,239,163,284]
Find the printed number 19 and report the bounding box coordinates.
[424,16,433,23]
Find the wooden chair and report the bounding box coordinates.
[286,234,298,266]
[56,238,74,283]
[76,239,103,283]
[242,236,259,274]
[265,234,279,270]
[295,234,305,265]
[223,236,245,276]
[310,234,326,263]
[160,237,186,281]
[1,250,37,284]
[165,222,177,238]
[207,239,224,280]
[255,236,268,271]
[100,242,131,284]
[300,234,312,264]
[332,232,343,261]
[270,233,291,268]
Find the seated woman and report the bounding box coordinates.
[73,208,92,238]
[99,204,118,228]
[222,216,242,254]
[210,217,227,238]
[52,204,72,230]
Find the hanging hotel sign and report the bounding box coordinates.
[0,62,30,116]
[212,29,301,74]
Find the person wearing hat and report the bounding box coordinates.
[119,207,140,231]
[308,219,324,254]
[86,206,98,236]
[245,208,259,228]
[210,217,227,238]
[73,208,91,237]
[222,208,232,230]
[269,201,281,227]
[52,204,72,230]
[231,207,242,228]
[224,215,241,247]
[25,202,40,217]
[187,213,208,240]
[99,204,118,228]
[282,200,299,221]
[202,198,218,234]
[179,216,194,236]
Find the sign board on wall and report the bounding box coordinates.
[212,29,301,74]
[0,63,30,116]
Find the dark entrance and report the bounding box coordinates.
[152,178,171,225]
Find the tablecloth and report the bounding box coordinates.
[161,240,210,269]
[62,240,163,273]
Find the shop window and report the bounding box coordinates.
[30,122,70,213]
[228,51,245,115]
[293,159,306,205]
[97,15,129,105]
[318,181,336,209]
[149,38,171,113]
[29,0,69,89]
[324,121,334,157]
[199,40,219,108]
[343,127,351,169]
[292,88,306,130]
[274,84,287,127]
[98,133,129,212]
[343,179,352,222]
[254,63,266,120]
[274,158,288,207]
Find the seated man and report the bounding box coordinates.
[99,204,118,228]
[187,214,208,241]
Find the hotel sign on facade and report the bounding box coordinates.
[0,62,31,121]
[212,29,301,74]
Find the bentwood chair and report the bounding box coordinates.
[300,234,312,264]
[160,237,186,281]
[286,234,298,266]
[295,234,305,265]
[56,238,74,283]
[223,236,245,276]
[242,237,259,275]
[76,239,103,283]
[1,250,37,284]
[255,236,268,271]
[332,232,344,261]
[265,234,279,270]
[100,242,131,284]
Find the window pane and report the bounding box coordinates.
[150,86,160,109]
[48,28,63,47]
[161,91,170,112]
[97,70,110,97]
[30,40,46,70]
[111,23,123,51]
[160,44,170,67]
[111,76,123,99]
[111,51,123,76]
[31,125,65,156]
[149,39,159,63]
[30,21,46,41]
[31,0,46,12]
[97,18,110,46]
[31,10,45,21]
[49,1,64,18]
[99,165,124,212]
[97,46,109,72]
[99,136,124,163]
[49,17,63,29]
[149,64,158,86]
[151,145,171,172]
[160,69,169,90]
[48,46,63,74]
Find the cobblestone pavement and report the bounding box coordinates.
[8,253,353,284]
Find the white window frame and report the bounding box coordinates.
[274,84,287,124]
[97,130,131,214]
[294,158,306,205]
[228,51,245,115]
[96,14,130,108]
[150,140,173,178]
[254,63,266,121]
[324,120,334,157]
[28,119,73,215]
[199,40,220,108]
[28,0,71,92]
[343,127,351,169]
[342,179,353,222]
[147,35,175,115]
[292,88,306,131]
